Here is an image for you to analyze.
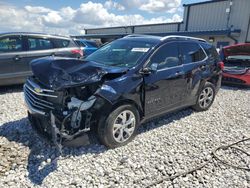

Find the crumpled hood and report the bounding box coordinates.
[223,43,250,57]
[31,56,128,90]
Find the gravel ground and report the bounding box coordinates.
[0,85,249,187]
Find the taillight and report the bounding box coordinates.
[218,61,224,70]
[247,69,250,75]
[71,49,83,57]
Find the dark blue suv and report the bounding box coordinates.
[24,35,222,148]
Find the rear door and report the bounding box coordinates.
[144,42,188,117]
[179,41,208,103]
[23,35,56,69]
[0,35,27,81]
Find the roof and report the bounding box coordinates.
[74,29,241,39]
[154,29,241,36]
[183,0,228,7]
[0,32,70,39]
[85,22,183,31]
[119,35,162,44]
[223,43,250,49]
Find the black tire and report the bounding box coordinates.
[192,82,216,112]
[97,104,140,148]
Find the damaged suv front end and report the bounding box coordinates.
[24,38,154,148]
[24,57,132,148]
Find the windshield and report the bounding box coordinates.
[85,39,156,68]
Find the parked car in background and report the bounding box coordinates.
[24,35,222,148]
[0,32,83,86]
[221,43,250,86]
[73,39,98,57]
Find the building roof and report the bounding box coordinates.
[183,0,228,7]
[74,29,241,39]
[0,32,70,39]
[85,22,183,31]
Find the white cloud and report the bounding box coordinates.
[0,1,183,35]
[25,5,51,13]
[140,0,181,13]
[120,0,142,9]
[166,14,182,23]
[104,0,125,11]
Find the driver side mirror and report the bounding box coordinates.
[139,63,158,75]
[140,67,151,75]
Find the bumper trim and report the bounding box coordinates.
[24,97,46,115]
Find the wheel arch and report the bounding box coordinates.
[111,99,143,120]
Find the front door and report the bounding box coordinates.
[0,35,27,82]
[144,42,188,117]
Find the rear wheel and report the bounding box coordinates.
[97,104,139,148]
[192,82,215,111]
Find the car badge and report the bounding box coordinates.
[34,87,42,93]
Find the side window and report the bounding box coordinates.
[0,36,22,53]
[53,39,70,48]
[150,42,180,69]
[81,42,86,47]
[28,37,53,50]
[180,42,206,64]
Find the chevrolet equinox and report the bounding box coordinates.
[24,35,223,148]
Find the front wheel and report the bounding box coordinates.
[97,104,140,148]
[192,82,216,111]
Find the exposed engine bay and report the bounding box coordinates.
[222,44,250,74]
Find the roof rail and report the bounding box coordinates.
[124,34,152,38]
[161,35,206,42]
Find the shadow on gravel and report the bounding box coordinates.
[0,84,24,94]
[0,108,193,185]
[0,118,106,185]
[221,84,250,91]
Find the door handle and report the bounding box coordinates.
[175,71,184,76]
[200,65,206,70]
[14,56,21,61]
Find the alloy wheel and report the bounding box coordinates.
[112,110,136,143]
[199,87,214,109]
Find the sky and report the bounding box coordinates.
[0,0,207,35]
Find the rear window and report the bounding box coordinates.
[180,42,207,64]
[0,36,22,53]
[53,38,70,48]
[28,37,53,50]
[85,41,98,48]
[201,43,220,61]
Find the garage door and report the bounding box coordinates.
[247,16,250,42]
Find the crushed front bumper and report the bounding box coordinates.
[23,80,92,148]
[27,112,90,148]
